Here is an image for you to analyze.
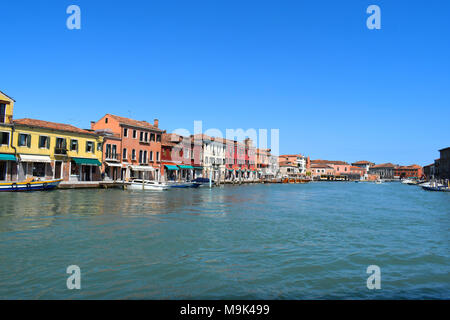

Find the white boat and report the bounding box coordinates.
[375,179,384,184]
[0,179,63,192]
[128,179,169,191]
[418,181,444,188]
[401,179,414,185]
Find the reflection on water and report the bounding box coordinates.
[0,183,449,299]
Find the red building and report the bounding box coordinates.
[394,165,423,179]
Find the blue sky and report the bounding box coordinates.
[1,0,449,165]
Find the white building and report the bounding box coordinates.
[193,134,226,182]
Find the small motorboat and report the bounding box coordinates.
[0,178,63,192]
[421,181,450,192]
[421,186,450,192]
[166,181,196,188]
[128,179,169,191]
[375,179,384,184]
[418,181,444,188]
[401,179,415,185]
[192,177,213,187]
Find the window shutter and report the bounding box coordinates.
[27,135,31,148]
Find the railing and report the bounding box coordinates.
[55,147,67,155]
[105,153,120,161]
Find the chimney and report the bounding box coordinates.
[154,119,159,128]
[90,121,96,130]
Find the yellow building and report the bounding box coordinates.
[0,90,103,182]
[0,91,16,181]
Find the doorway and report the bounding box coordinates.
[55,161,62,179]
[0,161,6,180]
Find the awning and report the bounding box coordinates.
[165,165,179,171]
[178,165,194,169]
[0,153,16,161]
[19,154,52,163]
[193,166,203,170]
[129,165,155,172]
[105,162,122,167]
[72,157,102,166]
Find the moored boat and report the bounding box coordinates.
[128,179,169,191]
[192,177,213,187]
[0,179,63,192]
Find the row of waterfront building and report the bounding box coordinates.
[1,90,445,185]
[0,91,279,184]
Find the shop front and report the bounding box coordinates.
[18,154,53,181]
[70,157,102,182]
[0,153,17,182]
[128,165,155,180]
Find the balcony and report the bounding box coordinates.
[55,147,67,155]
[105,153,121,161]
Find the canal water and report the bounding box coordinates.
[0,182,448,299]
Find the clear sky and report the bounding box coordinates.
[1,0,449,165]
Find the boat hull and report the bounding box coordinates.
[0,179,63,192]
[128,181,169,191]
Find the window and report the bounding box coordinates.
[144,132,149,142]
[18,133,31,147]
[123,148,127,160]
[139,150,143,163]
[86,141,94,153]
[105,144,112,158]
[39,136,50,149]
[32,163,46,177]
[97,142,102,152]
[156,134,161,142]
[150,151,153,161]
[143,151,147,163]
[112,145,117,158]
[0,104,6,123]
[105,118,108,124]
[133,130,137,139]
[123,128,128,137]
[150,133,155,142]
[70,139,78,151]
[156,152,160,161]
[132,149,136,160]
[0,132,10,145]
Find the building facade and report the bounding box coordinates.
[438,147,450,180]
[0,91,15,182]
[368,163,397,179]
[13,118,103,182]
[92,114,163,181]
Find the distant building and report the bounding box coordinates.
[438,147,450,180]
[423,163,435,180]
[279,154,307,174]
[310,160,350,176]
[393,165,423,179]
[369,163,397,179]
[310,163,334,177]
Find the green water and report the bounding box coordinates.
[0,182,448,299]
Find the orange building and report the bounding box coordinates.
[394,164,423,179]
[91,114,163,181]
